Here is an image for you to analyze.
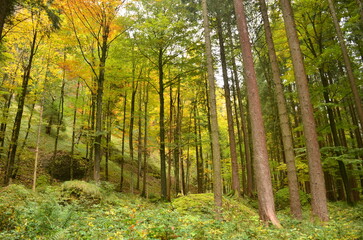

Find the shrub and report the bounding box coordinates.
[0,184,34,231]
[61,180,101,205]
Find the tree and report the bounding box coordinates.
[233,0,281,227]
[258,0,302,219]
[280,0,329,222]
[202,0,223,213]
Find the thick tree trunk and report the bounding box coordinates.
[280,0,329,222]
[201,0,223,212]
[327,0,363,136]
[233,0,281,227]
[216,15,240,196]
[259,0,302,219]
[4,31,37,185]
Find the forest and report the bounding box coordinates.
[0,0,363,239]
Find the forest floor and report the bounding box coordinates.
[1,181,362,240]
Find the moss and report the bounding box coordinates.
[61,180,102,205]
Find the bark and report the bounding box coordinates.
[129,76,137,193]
[0,0,15,41]
[158,48,167,199]
[259,0,302,219]
[233,0,281,227]
[280,0,329,222]
[70,80,80,180]
[53,52,66,159]
[32,100,44,192]
[141,84,149,198]
[120,94,127,192]
[174,81,181,195]
[4,30,37,185]
[216,14,241,196]
[202,0,223,212]
[194,103,203,193]
[105,100,112,181]
[327,0,363,136]
[137,88,143,190]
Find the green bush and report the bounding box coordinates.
[61,180,101,205]
[275,187,310,210]
[0,184,34,231]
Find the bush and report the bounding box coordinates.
[61,180,102,205]
[275,187,310,210]
[0,184,34,231]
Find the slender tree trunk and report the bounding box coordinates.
[137,87,143,190]
[327,0,363,136]
[167,85,173,201]
[174,81,181,195]
[120,94,127,192]
[158,48,167,200]
[53,52,66,159]
[233,0,281,227]
[216,14,241,196]
[129,77,137,193]
[280,0,329,222]
[202,0,223,212]
[105,100,112,181]
[141,84,149,198]
[194,103,203,193]
[70,80,80,180]
[259,0,302,219]
[4,30,38,185]
[33,99,44,192]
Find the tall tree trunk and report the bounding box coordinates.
[280,0,329,222]
[137,87,143,190]
[70,80,80,180]
[233,0,281,227]
[120,94,127,192]
[4,30,37,185]
[174,81,181,195]
[194,103,203,193]
[105,99,112,181]
[227,21,253,197]
[202,0,223,213]
[167,85,173,201]
[141,84,149,198]
[327,0,363,136]
[216,14,241,196]
[53,52,66,159]
[32,99,44,192]
[129,76,138,193]
[259,0,302,219]
[158,48,167,200]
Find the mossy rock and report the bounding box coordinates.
[45,151,88,181]
[172,193,216,215]
[61,180,101,205]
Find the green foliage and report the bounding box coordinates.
[61,180,102,205]
[1,184,363,239]
[275,187,310,210]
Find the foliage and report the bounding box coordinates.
[61,180,102,205]
[1,184,362,239]
[275,187,310,210]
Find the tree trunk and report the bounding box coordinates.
[158,48,167,200]
[259,0,302,219]
[280,0,329,222]
[120,94,127,192]
[53,52,66,159]
[129,76,137,193]
[4,30,37,185]
[141,84,149,198]
[174,81,181,195]
[137,87,143,190]
[233,0,281,227]
[216,14,241,196]
[201,0,223,212]
[70,80,80,180]
[327,0,363,137]
[33,99,44,192]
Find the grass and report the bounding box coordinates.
[0,182,362,240]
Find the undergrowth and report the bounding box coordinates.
[1,182,362,239]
